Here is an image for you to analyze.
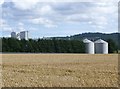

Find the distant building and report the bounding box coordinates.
[20,31,28,40]
[11,32,17,38]
[11,31,28,40]
[42,37,52,40]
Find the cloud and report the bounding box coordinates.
[11,0,39,10]
[7,0,119,3]
[93,16,108,25]
[30,17,57,28]
[65,14,91,23]
[1,1,118,36]
[18,22,24,27]
[40,5,53,15]
[89,5,117,15]
[0,19,26,33]
[0,0,4,5]
[0,19,12,32]
[0,19,6,27]
[2,26,12,32]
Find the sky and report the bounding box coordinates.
[0,0,119,38]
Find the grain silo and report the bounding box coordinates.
[94,39,108,54]
[83,38,95,54]
[20,31,28,40]
[11,32,17,38]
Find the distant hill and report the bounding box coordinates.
[51,32,119,47]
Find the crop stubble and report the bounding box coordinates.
[1,54,118,87]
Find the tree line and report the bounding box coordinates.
[1,38,85,53]
[1,38,118,53]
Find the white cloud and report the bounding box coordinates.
[91,16,108,25]
[18,27,25,31]
[2,1,118,35]
[0,0,4,5]
[0,19,12,32]
[90,6,117,15]
[2,26,12,31]
[29,27,37,31]
[0,20,12,32]
[0,19,26,32]
[12,0,39,10]
[45,23,57,28]
[0,19,6,27]
[40,5,53,15]
[31,17,57,28]
[65,14,91,23]
[9,0,119,3]
[33,5,55,16]
[18,22,24,27]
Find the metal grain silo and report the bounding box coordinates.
[11,32,17,38]
[95,39,108,54]
[83,38,95,54]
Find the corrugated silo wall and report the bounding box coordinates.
[95,43,108,54]
[85,42,94,54]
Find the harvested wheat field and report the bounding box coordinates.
[1,54,119,87]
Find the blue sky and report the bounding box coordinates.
[0,0,118,38]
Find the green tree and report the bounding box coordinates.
[2,38,85,53]
[107,39,118,53]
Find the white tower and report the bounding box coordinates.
[83,38,95,54]
[11,32,17,38]
[94,39,108,54]
[20,31,28,40]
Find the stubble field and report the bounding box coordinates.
[1,54,118,87]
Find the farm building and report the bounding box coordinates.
[94,39,108,54]
[83,38,95,54]
[83,39,108,54]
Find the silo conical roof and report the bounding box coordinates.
[94,39,108,43]
[83,38,93,43]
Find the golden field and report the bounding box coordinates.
[1,54,119,87]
